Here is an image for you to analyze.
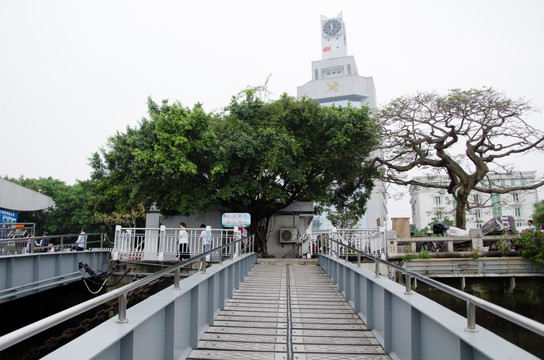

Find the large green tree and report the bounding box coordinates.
[89,98,214,215]
[210,90,378,253]
[90,88,379,254]
[375,88,544,229]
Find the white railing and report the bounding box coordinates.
[112,226,241,261]
[306,228,386,258]
[0,233,106,256]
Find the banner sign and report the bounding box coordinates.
[0,209,18,224]
[222,213,251,227]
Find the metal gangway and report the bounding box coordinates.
[1,234,543,359]
[0,232,111,303]
[186,259,389,359]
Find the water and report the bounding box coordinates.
[414,277,544,358]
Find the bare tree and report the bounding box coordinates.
[374,88,544,229]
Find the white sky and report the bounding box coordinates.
[1,0,543,221]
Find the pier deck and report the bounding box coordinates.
[188,261,390,360]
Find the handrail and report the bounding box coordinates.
[0,233,106,255]
[0,235,254,352]
[320,234,544,338]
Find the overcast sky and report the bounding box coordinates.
[1,0,543,220]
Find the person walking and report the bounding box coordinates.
[177,222,189,260]
[199,224,208,253]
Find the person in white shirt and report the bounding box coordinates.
[199,224,208,253]
[74,229,86,251]
[177,222,189,260]
[527,220,536,232]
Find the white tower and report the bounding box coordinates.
[297,12,387,230]
[320,12,347,59]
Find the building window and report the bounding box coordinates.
[512,193,520,202]
[433,196,442,205]
[492,194,502,217]
[515,207,522,217]
[475,209,482,218]
[473,194,480,204]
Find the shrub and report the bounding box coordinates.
[403,249,433,261]
[512,231,544,264]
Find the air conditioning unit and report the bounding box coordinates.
[280,228,297,243]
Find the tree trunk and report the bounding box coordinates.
[249,216,269,256]
[455,195,468,229]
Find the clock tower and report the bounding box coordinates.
[297,12,377,109]
[297,12,387,230]
[321,13,347,59]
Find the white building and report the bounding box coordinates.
[297,12,387,230]
[409,172,540,230]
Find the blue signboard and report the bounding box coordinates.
[0,209,18,224]
[222,213,251,227]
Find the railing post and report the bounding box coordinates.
[466,301,477,332]
[357,252,361,268]
[201,256,207,274]
[321,238,325,256]
[116,293,128,323]
[404,273,412,294]
[345,246,349,263]
[332,227,338,258]
[374,256,380,278]
[174,267,180,289]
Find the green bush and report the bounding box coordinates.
[513,231,544,264]
[403,249,433,261]
[496,238,512,255]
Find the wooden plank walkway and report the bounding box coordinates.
[187,261,390,360]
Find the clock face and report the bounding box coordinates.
[322,19,342,36]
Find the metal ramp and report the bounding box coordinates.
[188,261,390,360]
